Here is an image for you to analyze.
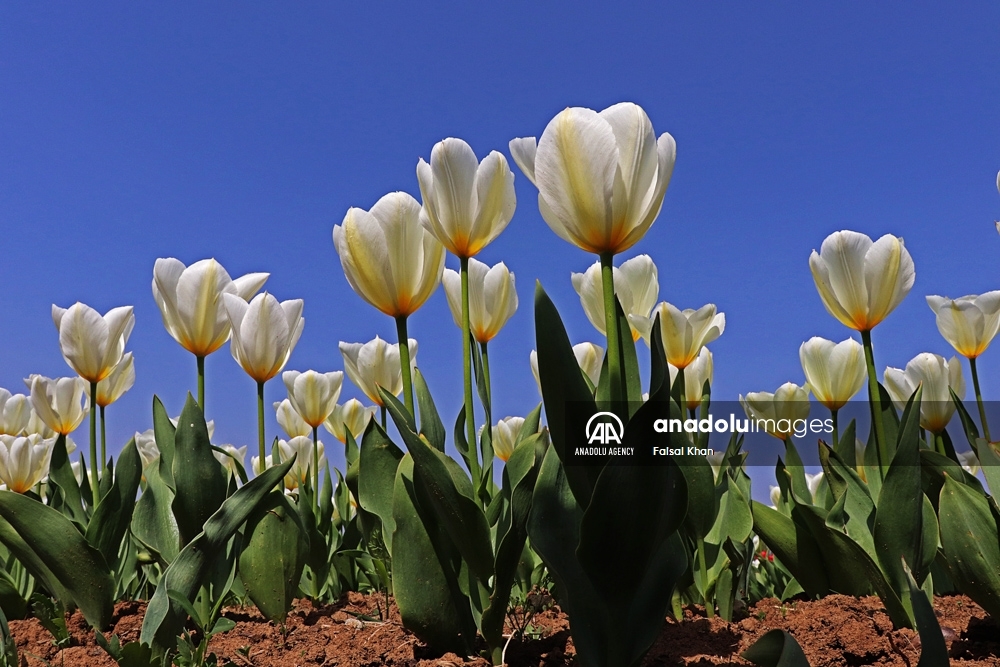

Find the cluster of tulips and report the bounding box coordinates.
[1,99,999,667]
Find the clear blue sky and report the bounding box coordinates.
[3,3,999,477]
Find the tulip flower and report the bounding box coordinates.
[511,102,676,404]
[442,260,518,345]
[152,257,269,408]
[0,390,31,436]
[799,336,866,447]
[27,376,86,437]
[282,369,342,496]
[340,337,417,414]
[530,342,604,396]
[213,444,247,480]
[274,399,311,439]
[223,291,305,466]
[417,138,516,454]
[884,353,965,436]
[334,191,444,416]
[926,291,1000,441]
[668,348,714,412]
[632,302,725,376]
[805,472,826,506]
[135,429,159,469]
[0,434,55,494]
[323,399,375,444]
[255,436,326,493]
[25,409,56,439]
[573,254,658,342]
[809,230,914,476]
[492,417,526,462]
[740,382,811,441]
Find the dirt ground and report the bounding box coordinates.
[8,592,999,666]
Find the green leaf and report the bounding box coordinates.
[140,458,294,651]
[677,453,717,539]
[171,395,228,548]
[0,491,114,628]
[86,439,142,568]
[47,435,87,526]
[151,397,176,487]
[903,559,948,667]
[131,459,179,564]
[705,475,753,545]
[751,501,829,596]
[976,439,1000,498]
[742,629,810,667]
[414,369,445,452]
[357,420,404,557]
[239,491,307,623]
[938,474,1000,618]
[951,387,981,450]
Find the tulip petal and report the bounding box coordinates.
[509,137,538,185]
[233,272,270,301]
[441,269,463,330]
[469,151,516,256]
[864,235,914,328]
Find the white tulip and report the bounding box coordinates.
[631,302,725,370]
[492,417,526,462]
[809,230,914,332]
[799,337,866,411]
[25,409,56,439]
[339,337,417,407]
[805,472,825,504]
[87,352,135,408]
[740,383,811,440]
[572,255,658,341]
[0,390,31,436]
[0,434,55,493]
[510,102,676,255]
[769,485,782,509]
[282,370,343,429]
[51,303,134,384]
[441,259,518,343]
[323,399,375,444]
[279,436,326,491]
[668,348,714,411]
[529,342,605,395]
[214,444,247,477]
[152,258,268,357]
[884,353,965,433]
[274,399,311,439]
[417,138,516,258]
[926,292,1000,360]
[27,376,87,436]
[223,292,304,384]
[333,191,445,318]
[135,429,159,469]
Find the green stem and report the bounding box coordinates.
[934,431,946,456]
[970,356,991,441]
[481,341,493,469]
[460,257,476,450]
[312,425,320,506]
[257,381,265,469]
[697,535,714,618]
[89,382,99,503]
[197,355,205,411]
[831,408,839,455]
[395,315,414,417]
[380,406,387,430]
[600,252,622,404]
[860,329,887,479]
[100,405,107,469]
[677,366,687,410]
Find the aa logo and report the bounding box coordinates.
[585,411,624,445]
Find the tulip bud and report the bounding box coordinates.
[135,429,159,469]
[632,302,725,370]
[416,137,516,258]
[492,417,526,462]
[884,353,965,433]
[809,230,914,332]
[152,257,269,357]
[282,370,343,429]
[442,260,518,343]
[799,337,866,411]
[510,102,676,256]
[926,292,1000,359]
[0,390,31,436]
[223,292,304,384]
[51,303,135,384]
[339,337,417,407]
[572,255,658,341]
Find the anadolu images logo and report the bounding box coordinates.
[585,411,624,445]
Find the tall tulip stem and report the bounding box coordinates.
[600,252,622,404]
[395,315,414,417]
[89,382,99,503]
[860,330,887,477]
[99,405,107,469]
[970,357,991,442]
[480,341,492,417]
[197,355,205,410]
[460,257,476,450]
[257,381,265,468]
[831,408,839,457]
[312,425,320,505]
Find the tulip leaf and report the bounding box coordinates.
[131,458,179,564]
[391,454,476,654]
[171,394,228,547]
[819,445,876,559]
[86,439,142,569]
[919,449,985,512]
[751,501,829,596]
[623,531,689,666]
[938,474,1000,618]
[140,458,293,651]
[595,298,642,412]
[706,475,753,546]
[413,369,445,452]
[151,397,176,486]
[741,629,810,667]
[47,434,87,526]
[833,418,857,468]
[950,387,980,450]
[782,440,812,505]
[382,386,494,585]
[903,559,948,667]
[239,491,307,623]
[647,312,669,400]
[358,419,404,557]
[534,282,599,507]
[0,491,114,628]
[976,439,1000,498]
[678,453,717,540]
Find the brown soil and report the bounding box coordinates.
[8,593,999,666]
